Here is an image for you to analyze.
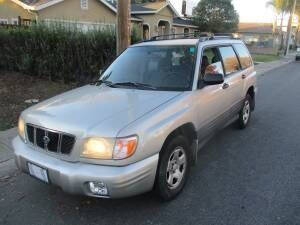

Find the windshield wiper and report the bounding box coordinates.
[113,82,157,90]
[91,80,115,87]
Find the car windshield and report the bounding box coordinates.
[100,45,197,91]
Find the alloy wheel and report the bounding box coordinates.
[166,147,187,190]
[243,100,250,124]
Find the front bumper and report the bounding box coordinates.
[13,137,158,198]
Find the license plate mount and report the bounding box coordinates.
[27,162,49,184]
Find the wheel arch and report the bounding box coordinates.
[247,86,255,110]
[160,123,198,165]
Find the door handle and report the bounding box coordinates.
[242,74,247,79]
[222,83,229,89]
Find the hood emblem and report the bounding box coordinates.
[43,135,50,148]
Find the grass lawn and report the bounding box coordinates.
[252,54,280,63]
[0,71,75,131]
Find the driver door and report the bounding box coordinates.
[193,46,230,140]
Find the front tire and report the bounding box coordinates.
[155,135,191,201]
[238,94,252,129]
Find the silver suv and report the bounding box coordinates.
[13,35,257,200]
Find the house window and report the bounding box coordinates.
[143,24,150,40]
[11,18,18,25]
[0,19,9,24]
[184,28,189,37]
[81,0,88,10]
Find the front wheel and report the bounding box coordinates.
[154,135,191,201]
[238,94,252,129]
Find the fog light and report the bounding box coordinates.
[88,181,108,196]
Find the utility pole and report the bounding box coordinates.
[182,0,187,17]
[117,0,131,55]
[285,0,297,55]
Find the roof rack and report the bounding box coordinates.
[142,32,239,43]
[149,32,209,41]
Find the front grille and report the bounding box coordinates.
[26,124,75,155]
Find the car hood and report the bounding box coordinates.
[23,85,181,137]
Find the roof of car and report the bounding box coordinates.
[132,38,244,47]
[133,39,199,47]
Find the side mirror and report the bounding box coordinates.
[203,73,224,85]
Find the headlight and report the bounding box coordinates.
[18,117,26,142]
[82,138,114,159]
[81,136,138,160]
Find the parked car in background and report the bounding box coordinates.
[13,34,257,201]
[296,46,300,61]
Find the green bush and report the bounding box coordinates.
[0,23,141,84]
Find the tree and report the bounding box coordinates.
[192,0,239,33]
[266,0,295,51]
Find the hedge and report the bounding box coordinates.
[0,23,141,84]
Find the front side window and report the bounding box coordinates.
[200,47,224,78]
[233,43,253,69]
[101,46,197,91]
[219,46,240,75]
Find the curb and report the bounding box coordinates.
[256,59,294,76]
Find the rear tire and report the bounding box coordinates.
[154,135,191,201]
[238,94,252,129]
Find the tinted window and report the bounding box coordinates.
[201,47,224,78]
[102,46,197,91]
[234,44,253,69]
[219,46,240,75]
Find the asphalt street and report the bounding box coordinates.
[0,62,300,225]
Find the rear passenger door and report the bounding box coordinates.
[233,43,254,94]
[218,46,244,113]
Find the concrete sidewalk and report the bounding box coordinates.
[0,128,17,178]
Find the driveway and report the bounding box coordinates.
[0,62,299,225]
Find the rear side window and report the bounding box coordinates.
[219,46,240,75]
[234,44,253,69]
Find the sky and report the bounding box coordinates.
[170,0,276,23]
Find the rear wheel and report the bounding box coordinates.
[155,135,191,201]
[238,94,252,129]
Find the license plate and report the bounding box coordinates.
[28,162,49,183]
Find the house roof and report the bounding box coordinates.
[237,23,273,34]
[103,1,177,15]
[131,4,155,12]
[9,0,181,22]
[10,0,63,10]
[131,1,179,16]
[140,1,165,11]
[173,17,197,28]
